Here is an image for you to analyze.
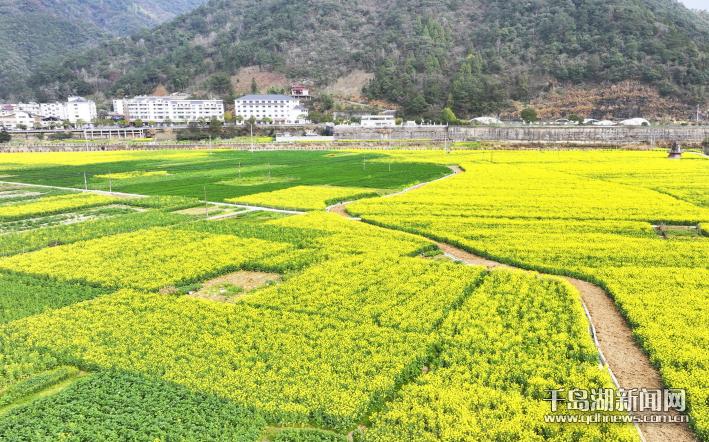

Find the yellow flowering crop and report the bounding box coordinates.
[5,289,433,431]
[364,269,637,441]
[350,150,709,438]
[227,185,380,210]
[95,171,170,180]
[0,193,117,220]
[244,254,485,332]
[0,228,290,290]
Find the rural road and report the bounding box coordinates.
[329,165,697,442]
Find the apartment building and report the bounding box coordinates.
[0,97,96,124]
[112,94,224,123]
[234,94,308,124]
[0,111,37,130]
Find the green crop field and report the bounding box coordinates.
[0,149,705,441]
[0,150,450,206]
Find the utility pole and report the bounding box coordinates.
[268,162,271,180]
[203,185,208,218]
[238,161,241,179]
[83,172,88,191]
[444,124,450,154]
[109,175,112,193]
[250,123,254,152]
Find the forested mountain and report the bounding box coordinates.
[6,0,709,119]
[0,0,206,100]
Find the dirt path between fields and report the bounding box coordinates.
[331,165,697,442]
[0,180,305,215]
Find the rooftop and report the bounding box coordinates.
[236,94,296,102]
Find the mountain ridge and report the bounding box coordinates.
[0,0,206,100]
[4,0,708,120]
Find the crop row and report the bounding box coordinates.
[0,271,109,324]
[227,185,381,211]
[0,228,291,291]
[0,370,265,441]
[3,289,433,431]
[0,193,119,221]
[244,254,485,332]
[0,210,190,257]
[349,151,709,438]
[361,270,637,441]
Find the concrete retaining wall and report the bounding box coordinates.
[334,125,709,144]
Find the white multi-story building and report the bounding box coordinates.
[17,102,41,115]
[360,114,396,128]
[112,94,224,123]
[39,102,67,120]
[64,96,97,123]
[1,97,96,124]
[0,111,37,130]
[234,94,308,124]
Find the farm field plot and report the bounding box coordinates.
[350,149,709,439]
[0,150,450,204]
[0,148,705,441]
[0,228,291,290]
[363,270,637,441]
[227,185,381,211]
[0,193,119,221]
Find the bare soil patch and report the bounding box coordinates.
[324,70,374,99]
[231,66,290,94]
[653,224,699,239]
[191,271,281,303]
[326,203,358,219]
[175,206,225,216]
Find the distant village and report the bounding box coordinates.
[0,83,662,133]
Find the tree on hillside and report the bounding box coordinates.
[405,95,429,116]
[0,131,11,143]
[441,107,459,125]
[521,108,538,123]
[251,78,258,94]
[207,73,233,96]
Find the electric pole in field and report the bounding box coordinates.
[250,123,254,152]
[83,172,88,190]
[203,185,208,218]
[444,124,450,154]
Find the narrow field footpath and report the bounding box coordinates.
[0,180,305,215]
[329,166,697,442]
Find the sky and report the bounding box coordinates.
[680,0,709,11]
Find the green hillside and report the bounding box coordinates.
[0,0,206,101]
[5,0,709,119]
